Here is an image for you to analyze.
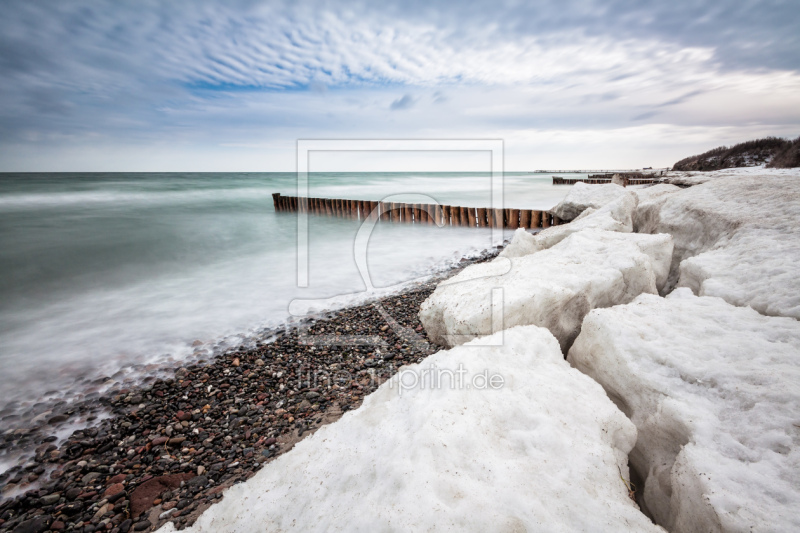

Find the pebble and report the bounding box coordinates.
[0,251,499,532]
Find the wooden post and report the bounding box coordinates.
[412,204,422,224]
[449,206,459,226]
[272,193,281,211]
[425,204,434,225]
[510,209,520,229]
[460,207,471,227]
[520,209,531,229]
[323,199,331,216]
[542,211,551,228]
[552,215,562,226]
[431,204,443,226]
[402,203,410,223]
[477,207,487,227]
[493,209,503,229]
[531,210,542,228]
[486,208,493,227]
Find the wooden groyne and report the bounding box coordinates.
[271,194,563,229]
[552,171,664,186]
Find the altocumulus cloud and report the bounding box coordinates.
[0,0,798,171]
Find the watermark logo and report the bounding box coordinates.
[286,139,511,365]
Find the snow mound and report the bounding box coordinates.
[632,184,681,233]
[420,229,673,350]
[645,171,800,317]
[551,182,628,221]
[500,192,637,259]
[162,326,663,533]
[663,166,800,187]
[568,290,800,532]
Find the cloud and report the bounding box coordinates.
[390,94,415,110]
[0,0,798,170]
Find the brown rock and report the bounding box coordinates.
[104,483,125,498]
[129,473,193,518]
[107,474,127,485]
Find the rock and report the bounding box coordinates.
[11,515,51,533]
[167,437,186,446]
[420,229,673,351]
[196,465,205,476]
[568,290,800,532]
[151,437,168,446]
[50,521,65,531]
[47,414,70,424]
[104,483,125,498]
[62,501,83,515]
[82,471,102,484]
[133,520,151,531]
[176,411,191,422]
[130,473,193,518]
[551,182,628,221]
[39,493,60,505]
[119,519,133,533]
[186,475,208,488]
[107,473,127,485]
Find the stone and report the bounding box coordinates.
[39,493,60,505]
[104,483,124,498]
[11,515,51,533]
[129,473,193,518]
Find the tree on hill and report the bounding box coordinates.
[672,136,800,171]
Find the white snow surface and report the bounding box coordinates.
[663,166,800,187]
[550,182,628,221]
[419,229,673,350]
[162,326,663,533]
[644,170,800,317]
[631,184,681,233]
[568,290,800,532]
[500,192,637,259]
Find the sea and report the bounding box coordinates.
[0,171,576,431]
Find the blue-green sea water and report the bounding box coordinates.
[0,172,574,419]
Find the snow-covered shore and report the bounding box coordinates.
[164,167,800,532]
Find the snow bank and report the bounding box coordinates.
[568,290,800,532]
[500,192,637,259]
[645,171,800,317]
[420,229,673,350]
[663,166,800,187]
[162,326,663,533]
[631,184,681,233]
[550,182,628,221]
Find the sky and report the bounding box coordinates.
[1,0,799,171]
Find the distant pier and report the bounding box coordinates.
[552,171,664,186]
[271,194,563,229]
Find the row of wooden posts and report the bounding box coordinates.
[552,174,662,186]
[272,193,563,229]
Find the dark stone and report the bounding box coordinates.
[133,520,151,531]
[11,514,51,533]
[119,519,132,533]
[186,476,208,488]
